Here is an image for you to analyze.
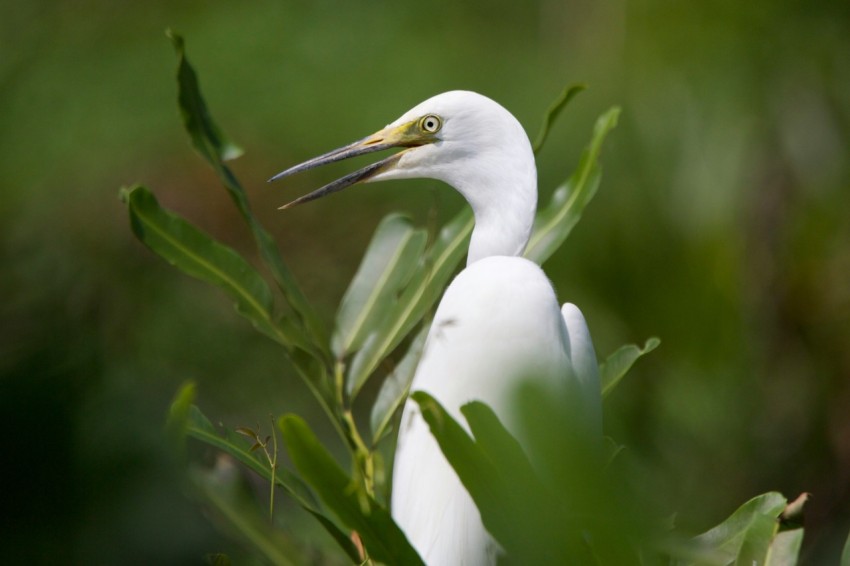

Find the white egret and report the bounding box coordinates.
[270,91,601,565]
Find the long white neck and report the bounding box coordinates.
[449,145,537,266]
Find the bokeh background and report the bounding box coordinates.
[2,0,848,563]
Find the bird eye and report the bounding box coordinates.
[420,115,442,133]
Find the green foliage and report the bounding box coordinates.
[531,84,586,154]
[119,31,813,566]
[414,391,807,565]
[168,29,328,359]
[676,492,806,566]
[600,337,661,398]
[121,186,284,346]
[333,213,426,361]
[191,463,301,566]
[278,414,423,565]
[524,106,620,265]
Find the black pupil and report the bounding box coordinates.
[426,119,435,129]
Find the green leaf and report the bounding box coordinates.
[334,213,426,363]
[279,414,424,565]
[765,528,804,566]
[600,337,660,398]
[525,106,620,265]
[690,492,787,565]
[369,325,429,445]
[191,460,299,566]
[121,185,288,346]
[411,393,515,536]
[347,209,473,389]
[166,30,243,164]
[411,392,582,562]
[413,389,659,564]
[532,84,587,155]
[186,406,316,508]
[841,526,850,566]
[185,405,362,562]
[167,30,328,356]
[166,380,197,448]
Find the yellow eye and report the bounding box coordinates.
[420,115,442,133]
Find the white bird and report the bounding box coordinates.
[270,91,602,565]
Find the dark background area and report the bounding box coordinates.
[2,1,848,563]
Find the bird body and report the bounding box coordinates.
[270,91,601,565]
[392,255,579,565]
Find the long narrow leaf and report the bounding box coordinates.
[335,213,426,362]
[525,107,621,265]
[279,415,424,565]
[369,325,429,445]
[186,406,317,508]
[412,392,576,562]
[121,185,287,345]
[765,528,804,566]
[167,30,328,355]
[690,492,787,564]
[347,209,473,389]
[184,405,361,562]
[600,337,660,398]
[191,463,299,566]
[532,84,586,155]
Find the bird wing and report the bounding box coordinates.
[391,256,573,565]
[560,302,602,435]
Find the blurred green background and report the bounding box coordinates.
[2,0,848,563]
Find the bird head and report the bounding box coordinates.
[269,90,536,215]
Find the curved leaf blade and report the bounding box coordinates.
[334,213,426,361]
[191,464,299,566]
[532,84,587,155]
[167,30,243,164]
[121,185,288,346]
[167,30,329,355]
[600,337,660,398]
[347,209,473,390]
[186,406,317,509]
[690,492,787,564]
[369,325,429,444]
[525,107,621,265]
[184,405,361,562]
[279,415,424,565]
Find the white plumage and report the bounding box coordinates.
[271,91,601,565]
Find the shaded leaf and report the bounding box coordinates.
[167,30,328,355]
[186,406,317,508]
[191,458,299,566]
[412,392,583,562]
[765,528,804,566]
[205,553,232,566]
[414,388,661,564]
[532,84,587,154]
[841,527,850,566]
[278,414,424,565]
[334,213,425,367]
[167,30,243,163]
[525,107,620,265]
[166,380,197,449]
[600,337,660,398]
[121,185,287,346]
[370,325,429,445]
[347,209,473,389]
[689,492,787,565]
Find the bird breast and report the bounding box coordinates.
[411,255,572,434]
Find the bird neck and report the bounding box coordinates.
[457,160,537,266]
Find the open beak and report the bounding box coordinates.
[268,120,434,210]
